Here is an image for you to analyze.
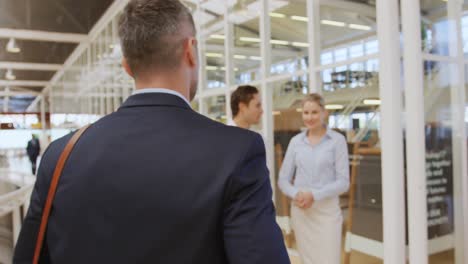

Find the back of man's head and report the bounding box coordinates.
[230,85,259,117]
[118,0,195,78]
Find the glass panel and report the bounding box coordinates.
[199,1,226,89]
[191,99,200,112]
[229,0,262,85]
[321,62,378,92]
[420,0,454,56]
[203,95,226,124]
[268,0,308,77]
[424,61,457,264]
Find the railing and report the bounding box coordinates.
[0,169,35,249]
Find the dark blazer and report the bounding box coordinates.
[14,93,290,264]
[26,138,40,160]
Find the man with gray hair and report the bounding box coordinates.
[14,0,290,263]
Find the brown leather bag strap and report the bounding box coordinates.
[33,125,91,264]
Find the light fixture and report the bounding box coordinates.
[270,12,286,18]
[349,24,372,31]
[363,99,381,105]
[296,108,303,112]
[273,111,281,115]
[206,53,223,58]
[249,56,262,61]
[210,34,225,40]
[206,66,218,71]
[325,104,344,110]
[240,37,261,43]
[6,38,21,53]
[271,40,289,45]
[292,42,309,47]
[234,55,247,59]
[5,69,16,80]
[321,20,346,27]
[291,16,308,22]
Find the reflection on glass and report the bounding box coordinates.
[321,62,378,92]
[420,0,454,56]
[424,61,456,264]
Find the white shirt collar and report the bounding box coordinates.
[227,119,237,127]
[132,88,191,108]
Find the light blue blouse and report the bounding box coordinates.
[278,129,350,201]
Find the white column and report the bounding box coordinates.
[401,0,428,263]
[40,95,46,133]
[196,0,207,95]
[377,0,406,263]
[448,1,468,263]
[224,2,234,120]
[12,207,21,246]
[3,87,9,112]
[260,0,275,197]
[307,0,321,93]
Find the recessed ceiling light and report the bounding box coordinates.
[363,99,381,105]
[291,16,308,22]
[5,69,16,80]
[321,20,346,27]
[206,53,223,58]
[6,38,20,53]
[325,104,344,110]
[210,34,225,40]
[234,55,247,59]
[292,42,309,47]
[270,12,286,18]
[240,37,261,43]
[249,56,262,61]
[271,40,289,45]
[349,24,372,31]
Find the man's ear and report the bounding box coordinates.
[122,58,134,78]
[239,102,248,113]
[186,37,198,67]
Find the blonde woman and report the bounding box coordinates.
[278,93,349,264]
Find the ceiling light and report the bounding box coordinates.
[206,66,218,71]
[206,53,223,58]
[271,40,289,45]
[292,42,309,47]
[240,37,261,43]
[273,111,281,115]
[291,16,308,22]
[6,38,20,53]
[270,12,286,18]
[234,55,247,59]
[249,56,262,61]
[296,108,303,112]
[349,24,372,31]
[325,104,344,110]
[321,20,346,27]
[210,34,225,40]
[5,69,16,80]
[363,99,381,105]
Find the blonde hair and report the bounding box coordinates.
[302,93,325,108]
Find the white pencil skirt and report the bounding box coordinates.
[291,197,342,264]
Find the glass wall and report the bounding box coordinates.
[419,1,467,263]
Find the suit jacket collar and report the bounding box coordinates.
[119,93,192,110]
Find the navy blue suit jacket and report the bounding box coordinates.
[14,93,290,264]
